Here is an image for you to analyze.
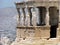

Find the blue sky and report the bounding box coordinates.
[0,0,24,8]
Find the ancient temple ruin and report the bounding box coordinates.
[11,0,60,45]
[15,0,59,40]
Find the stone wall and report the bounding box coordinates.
[16,26,50,39]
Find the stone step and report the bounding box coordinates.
[11,38,60,45]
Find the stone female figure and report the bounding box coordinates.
[25,7,30,26]
[19,8,25,26]
[31,7,39,26]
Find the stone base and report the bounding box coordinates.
[11,38,60,45]
[16,26,50,39]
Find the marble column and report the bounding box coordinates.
[17,8,20,26]
[28,7,32,26]
[36,8,40,26]
[23,8,26,26]
[31,7,37,26]
[19,8,25,26]
[45,8,49,26]
[24,7,30,26]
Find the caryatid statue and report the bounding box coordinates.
[19,8,25,26]
[31,7,40,26]
[25,6,30,26]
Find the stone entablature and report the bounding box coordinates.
[15,1,59,9]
